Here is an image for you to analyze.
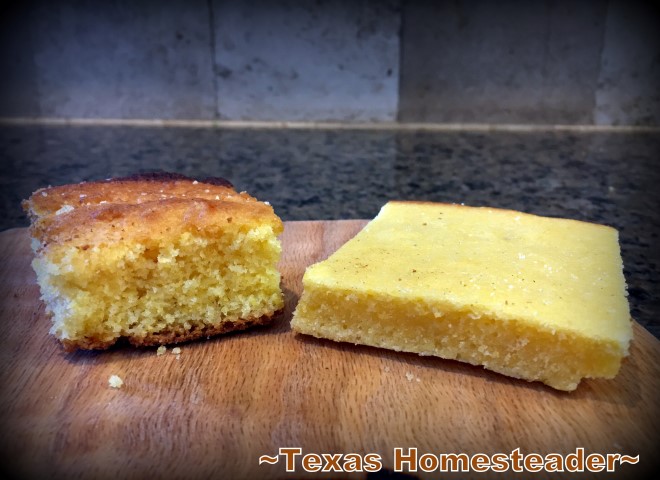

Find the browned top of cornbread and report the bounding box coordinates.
[23,172,282,250]
[24,172,234,219]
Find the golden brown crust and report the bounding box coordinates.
[23,173,282,250]
[32,197,281,251]
[60,310,282,352]
[108,172,233,188]
[22,172,237,220]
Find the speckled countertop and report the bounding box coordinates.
[1,125,658,338]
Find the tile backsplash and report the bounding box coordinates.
[212,0,399,122]
[0,0,658,125]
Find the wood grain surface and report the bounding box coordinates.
[0,222,658,479]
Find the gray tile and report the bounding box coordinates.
[0,5,42,117]
[211,0,400,122]
[1,0,216,119]
[399,0,607,124]
[594,1,660,126]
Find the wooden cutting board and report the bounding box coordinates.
[0,221,658,479]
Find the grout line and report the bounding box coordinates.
[206,0,219,120]
[395,0,405,123]
[592,0,611,125]
[0,117,659,133]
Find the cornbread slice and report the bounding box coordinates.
[23,173,284,351]
[291,201,632,391]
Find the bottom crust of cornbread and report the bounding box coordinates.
[60,310,281,352]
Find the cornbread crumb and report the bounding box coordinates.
[156,345,167,356]
[108,375,123,389]
[55,204,74,215]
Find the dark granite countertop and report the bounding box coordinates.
[1,125,658,338]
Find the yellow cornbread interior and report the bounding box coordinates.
[34,224,283,347]
[291,202,632,391]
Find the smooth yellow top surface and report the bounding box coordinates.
[305,202,631,344]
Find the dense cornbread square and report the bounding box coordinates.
[291,201,632,391]
[23,173,284,351]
